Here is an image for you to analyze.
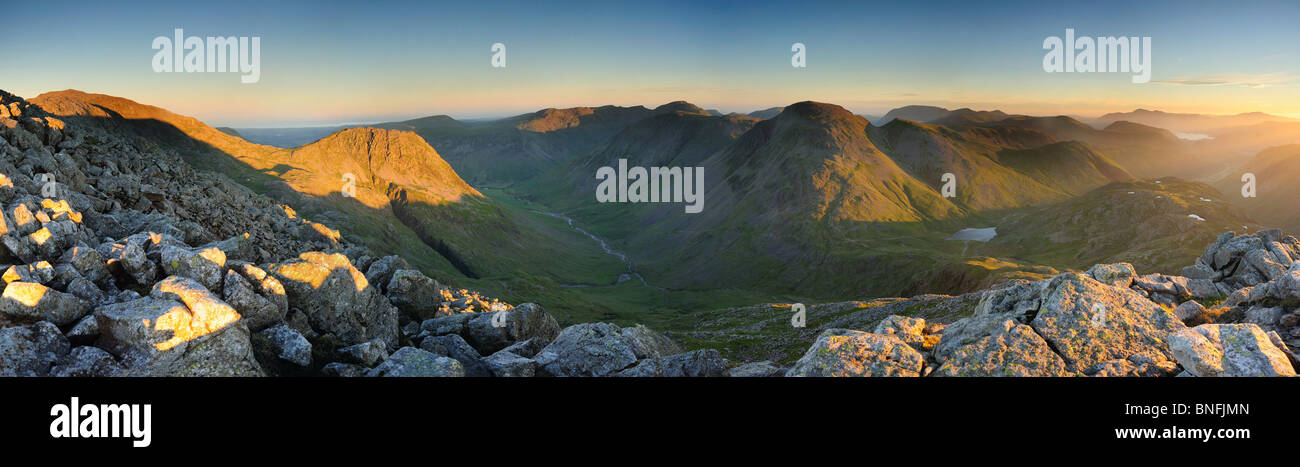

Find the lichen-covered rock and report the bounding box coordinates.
[256,323,311,367]
[483,350,536,377]
[419,333,490,377]
[1087,354,1180,377]
[1087,262,1137,288]
[101,240,155,285]
[618,349,730,377]
[94,295,263,377]
[0,281,90,326]
[463,302,560,355]
[933,316,1072,377]
[337,339,389,367]
[385,269,442,321]
[50,346,124,377]
[364,255,410,293]
[534,322,638,377]
[366,347,464,377]
[622,324,684,359]
[0,320,69,376]
[1168,323,1296,377]
[159,245,225,293]
[321,362,367,377]
[724,361,783,377]
[229,262,288,317]
[269,252,398,350]
[222,269,282,331]
[57,244,109,285]
[1029,273,1185,373]
[873,315,939,352]
[786,329,924,377]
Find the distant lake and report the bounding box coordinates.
[947,227,997,242]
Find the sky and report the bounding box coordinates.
[3,0,1298,127]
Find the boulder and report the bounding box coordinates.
[1168,324,1296,377]
[618,349,730,377]
[482,350,536,377]
[256,323,311,367]
[934,316,1072,377]
[462,303,560,355]
[786,329,925,377]
[724,361,783,377]
[622,324,684,359]
[50,346,124,377]
[364,255,410,293]
[0,320,69,376]
[1029,273,1185,373]
[222,269,282,331]
[0,281,90,326]
[95,295,262,376]
[321,362,367,377]
[534,322,638,377]
[366,347,464,377]
[385,269,443,321]
[1087,262,1137,288]
[419,333,490,377]
[337,339,389,367]
[269,252,398,350]
[873,315,939,352]
[159,245,225,293]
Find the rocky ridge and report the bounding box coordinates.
[0,90,735,377]
[2,88,1296,377]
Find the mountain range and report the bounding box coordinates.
[23,89,1300,361]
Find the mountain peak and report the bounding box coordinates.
[653,101,708,115]
[779,101,858,121]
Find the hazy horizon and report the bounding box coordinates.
[5,0,1298,127]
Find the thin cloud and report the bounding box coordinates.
[1150,72,1293,88]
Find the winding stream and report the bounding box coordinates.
[531,210,655,288]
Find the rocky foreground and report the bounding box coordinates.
[1,89,1297,377]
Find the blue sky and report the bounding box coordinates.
[3,0,1297,126]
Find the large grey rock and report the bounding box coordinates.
[534,322,638,377]
[256,323,311,367]
[95,295,263,377]
[934,316,1072,377]
[1087,262,1137,288]
[159,245,225,293]
[1168,324,1296,377]
[364,255,410,293]
[1029,273,1185,373]
[385,269,443,321]
[222,269,282,331]
[618,349,730,377]
[0,281,90,326]
[229,262,288,317]
[1088,354,1180,377]
[724,361,783,377]
[337,339,389,367]
[463,303,560,355]
[482,350,536,377]
[786,329,925,377]
[269,252,398,350]
[57,244,109,285]
[366,347,464,377]
[1174,300,1207,322]
[50,346,124,377]
[873,315,938,352]
[321,362,367,377]
[419,333,490,377]
[102,241,155,285]
[0,320,69,376]
[622,324,684,359]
